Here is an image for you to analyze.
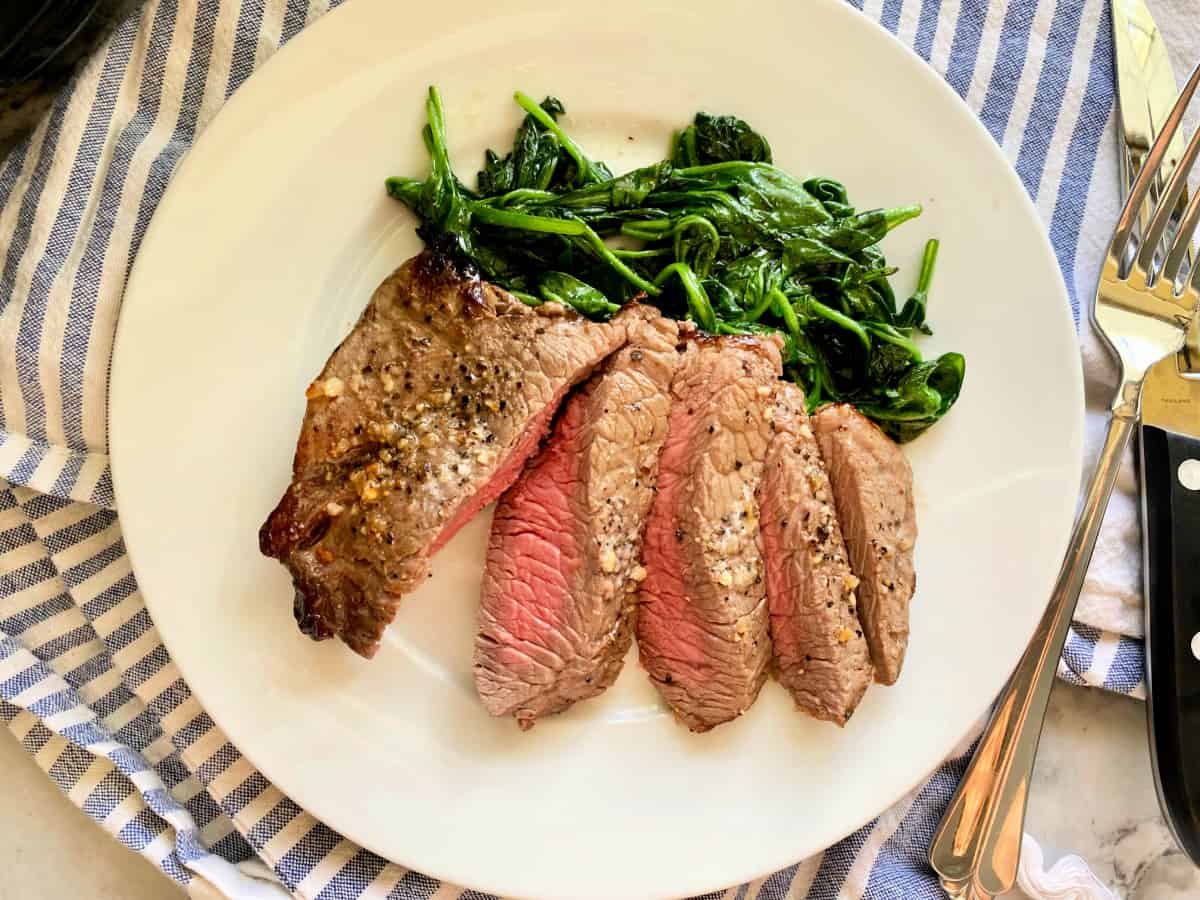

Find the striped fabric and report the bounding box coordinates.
[0,0,1142,897]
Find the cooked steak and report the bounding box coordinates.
[759,384,873,724]
[475,306,680,728]
[636,335,782,732]
[812,404,917,685]
[259,251,625,658]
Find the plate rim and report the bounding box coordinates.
[109,0,1085,895]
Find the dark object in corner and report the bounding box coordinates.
[0,1,145,156]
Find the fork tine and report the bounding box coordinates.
[1111,62,1200,264]
[1162,184,1200,287]
[1137,124,1200,277]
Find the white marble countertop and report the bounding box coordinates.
[1018,684,1200,898]
[2,677,1197,899]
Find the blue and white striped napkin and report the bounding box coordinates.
[0,1,1158,897]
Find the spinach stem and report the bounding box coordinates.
[808,297,872,352]
[619,219,673,240]
[470,205,585,235]
[674,161,763,178]
[672,215,719,277]
[580,230,660,295]
[774,293,802,341]
[865,322,921,359]
[744,284,782,323]
[654,263,716,331]
[514,91,605,185]
[916,238,939,293]
[612,248,672,259]
[481,189,560,207]
[470,205,658,295]
[425,86,454,191]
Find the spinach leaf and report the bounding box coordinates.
[671,112,773,166]
[798,205,922,253]
[666,162,832,228]
[477,150,515,196]
[717,250,785,319]
[736,165,834,230]
[702,278,743,318]
[854,352,965,442]
[803,177,855,217]
[531,162,674,214]
[865,339,918,385]
[538,271,620,317]
[840,284,894,323]
[478,96,566,195]
[783,236,856,268]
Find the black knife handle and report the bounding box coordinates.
[1140,423,1200,865]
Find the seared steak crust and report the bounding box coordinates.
[812,404,917,685]
[636,335,782,732]
[759,384,873,724]
[260,251,624,658]
[475,307,680,727]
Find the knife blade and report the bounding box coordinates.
[1113,0,1188,195]
[1113,0,1200,867]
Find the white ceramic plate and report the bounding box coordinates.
[109,1,1084,897]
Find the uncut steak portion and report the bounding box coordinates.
[475,306,680,728]
[759,384,872,725]
[636,335,782,732]
[259,251,625,658]
[812,404,917,685]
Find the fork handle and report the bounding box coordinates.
[929,409,1136,899]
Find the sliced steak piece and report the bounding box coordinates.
[475,306,680,728]
[759,384,873,724]
[259,251,625,658]
[636,335,782,732]
[812,403,917,685]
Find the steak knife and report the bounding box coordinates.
[1113,0,1200,866]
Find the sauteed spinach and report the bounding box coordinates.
[385,87,964,441]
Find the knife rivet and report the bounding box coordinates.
[1192,633,1200,662]
[1179,460,1200,492]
